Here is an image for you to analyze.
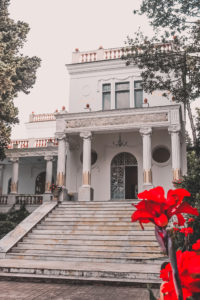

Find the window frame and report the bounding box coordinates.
[134,80,143,108]
[115,82,130,109]
[102,83,111,110]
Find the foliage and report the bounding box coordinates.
[0,204,29,239]
[0,0,41,160]
[123,0,200,146]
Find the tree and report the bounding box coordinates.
[0,0,41,160]
[123,0,200,147]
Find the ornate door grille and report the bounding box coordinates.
[111,152,137,199]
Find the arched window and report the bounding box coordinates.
[111,152,138,199]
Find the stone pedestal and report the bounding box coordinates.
[58,187,69,202]
[78,185,94,201]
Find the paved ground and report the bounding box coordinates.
[0,280,159,300]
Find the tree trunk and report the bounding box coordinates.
[186,101,197,147]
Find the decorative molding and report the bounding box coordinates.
[66,114,167,131]
[139,127,152,136]
[55,133,67,140]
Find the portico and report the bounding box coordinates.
[55,104,186,201]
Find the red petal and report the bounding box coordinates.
[138,186,166,203]
[176,213,186,226]
[175,202,199,216]
[154,214,168,227]
[131,210,153,222]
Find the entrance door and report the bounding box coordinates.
[125,166,138,199]
[111,152,138,199]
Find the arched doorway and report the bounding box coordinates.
[35,172,46,194]
[111,152,138,199]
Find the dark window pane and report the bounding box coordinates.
[103,84,111,92]
[134,81,143,89]
[116,82,129,91]
[135,90,143,108]
[103,92,111,110]
[116,91,130,109]
[152,147,170,163]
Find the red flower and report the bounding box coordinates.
[192,239,200,253]
[180,227,194,237]
[161,250,200,300]
[188,218,195,223]
[173,227,180,232]
[131,187,199,229]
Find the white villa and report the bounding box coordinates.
[0,46,187,209]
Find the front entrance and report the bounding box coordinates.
[111,152,138,199]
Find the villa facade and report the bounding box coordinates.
[0,46,187,207]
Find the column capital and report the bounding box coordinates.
[44,155,53,161]
[9,157,19,163]
[168,125,181,133]
[55,133,68,141]
[139,127,152,136]
[80,131,92,139]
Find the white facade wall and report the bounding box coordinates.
[67,60,173,113]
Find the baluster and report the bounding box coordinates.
[94,53,96,61]
[113,50,116,59]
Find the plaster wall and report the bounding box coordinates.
[67,60,173,113]
[25,121,56,138]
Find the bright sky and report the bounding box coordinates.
[9,0,153,138]
[9,0,198,139]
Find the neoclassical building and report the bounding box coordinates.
[0,46,187,206]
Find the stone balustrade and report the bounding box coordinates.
[16,195,43,205]
[0,196,8,205]
[29,113,56,123]
[8,138,58,149]
[72,43,176,64]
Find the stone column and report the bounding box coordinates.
[140,127,153,188]
[168,125,181,181]
[78,131,94,201]
[43,156,53,202]
[10,157,19,194]
[0,165,4,195]
[56,134,67,186]
[56,134,68,201]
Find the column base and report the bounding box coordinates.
[58,187,68,202]
[43,193,52,202]
[7,195,16,205]
[78,185,94,201]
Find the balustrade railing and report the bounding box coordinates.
[8,137,58,149]
[72,43,177,64]
[29,113,56,123]
[0,195,8,205]
[16,195,43,205]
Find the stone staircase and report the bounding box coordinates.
[0,201,166,284]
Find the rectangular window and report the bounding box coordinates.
[102,83,111,110]
[115,82,130,109]
[134,81,143,108]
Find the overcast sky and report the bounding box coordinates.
[9,0,198,139]
[9,0,154,138]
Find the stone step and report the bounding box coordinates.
[14,243,161,252]
[6,253,165,263]
[48,212,134,217]
[31,229,155,235]
[27,233,156,240]
[53,208,135,212]
[36,225,154,231]
[45,216,136,224]
[0,259,161,285]
[22,238,159,247]
[40,221,151,226]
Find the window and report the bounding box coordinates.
[152,146,170,163]
[102,84,111,110]
[115,82,130,109]
[134,81,143,108]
